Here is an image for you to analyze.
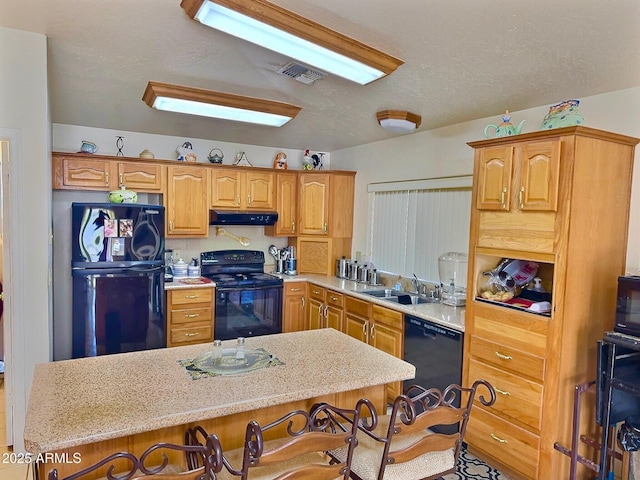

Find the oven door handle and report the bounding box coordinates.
[216,285,283,293]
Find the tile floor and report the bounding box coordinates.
[0,382,32,480]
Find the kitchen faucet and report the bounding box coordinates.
[412,274,420,294]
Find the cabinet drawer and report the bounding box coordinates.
[471,304,548,358]
[170,288,214,306]
[466,407,540,479]
[170,307,213,325]
[169,324,213,345]
[345,296,370,318]
[284,281,306,296]
[372,304,403,329]
[468,359,543,431]
[469,335,545,381]
[308,285,325,301]
[326,290,343,308]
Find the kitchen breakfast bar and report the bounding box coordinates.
[24,328,415,478]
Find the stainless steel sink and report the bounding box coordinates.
[358,288,396,298]
[357,289,439,305]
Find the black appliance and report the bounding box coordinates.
[614,275,640,337]
[201,250,283,341]
[404,314,463,434]
[71,203,165,358]
[209,210,278,226]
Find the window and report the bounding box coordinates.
[368,176,472,283]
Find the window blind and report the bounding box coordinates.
[368,177,472,283]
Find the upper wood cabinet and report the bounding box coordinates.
[52,153,164,192]
[209,168,274,210]
[53,155,112,190]
[264,172,298,237]
[476,140,560,212]
[115,161,164,192]
[298,171,355,237]
[165,165,209,238]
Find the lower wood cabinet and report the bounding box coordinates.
[166,287,214,347]
[306,285,343,331]
[283,281,306,332]
[344,296,404,400]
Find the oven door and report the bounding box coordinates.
[215,285,283,340]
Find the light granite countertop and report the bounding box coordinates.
[273,273,465,332]
[164,273,464,332]
[164,277,215,290]
[24,329,415,454]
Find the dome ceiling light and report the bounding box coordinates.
[376,110,422,134]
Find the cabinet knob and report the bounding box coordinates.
[119,173,123,186]
[500,187,507,209]
[301,298,305,308]
[330,296,338,301]
[494,387,511,396]
[519,186,525,209]
[370,324,375,338]
[169,220,174,232]
[105,171,110,186]
[185,295,199,299]
[184,313,199,318]
[185,332,199,337]
[323,222,327,234]
[248,195,251,206]
[291,288,301,292]
[292,222,295,232]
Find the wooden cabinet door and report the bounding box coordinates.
[210,168,241,208]
[54,157,112,190]
[283,282,306,333]
[166,165,209,237]
[307,298,324,330]
[299,174,330,235]
[245,171,275,210]
[266,172,298,236]
[325,305,343,332]
[516,140,560,212]
[115,161,164,192]
[476,146,514,210]
[372,321,404,399]
[344,313,368,343]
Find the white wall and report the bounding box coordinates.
[333,87,640,274]
[0,27,51,451]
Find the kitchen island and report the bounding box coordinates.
[25,328,414,479]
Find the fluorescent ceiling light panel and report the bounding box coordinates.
[142,81,301,127]
[376,110,422,133]
[180,0,404,85]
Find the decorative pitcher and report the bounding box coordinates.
[484,111,525,138]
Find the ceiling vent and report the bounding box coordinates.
[277,62,328,84]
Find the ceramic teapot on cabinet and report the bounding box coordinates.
[484,111,525,138]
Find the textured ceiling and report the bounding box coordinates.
[3,0,640,151]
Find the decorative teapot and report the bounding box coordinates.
[484,111,525,138]
[539,99,584,130]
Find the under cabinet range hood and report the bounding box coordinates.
[209,210,278,226]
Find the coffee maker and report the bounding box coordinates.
[438,252,468,306]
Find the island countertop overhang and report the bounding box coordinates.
[24,329,415,454]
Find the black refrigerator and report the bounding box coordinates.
[71,203,165,358]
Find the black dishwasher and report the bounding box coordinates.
[404,314,463,433]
